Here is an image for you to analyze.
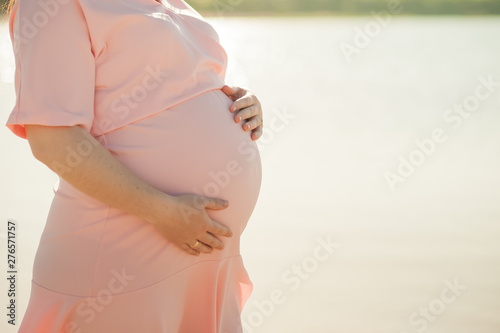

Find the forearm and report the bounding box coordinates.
[25,124,174,224]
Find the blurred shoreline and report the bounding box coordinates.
[201,12,500,17]
[2,12,500,20]
[2,0,500,17]
[200,12,500,18]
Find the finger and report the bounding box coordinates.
[221,84,236,95]
[251,126,263,141]
[203,197,230,210]
[191,241,214,254]
[230,94,255,113]
[221,85,244,101]
[242,115,262,132]
[234,105,259,123]
[181,243,200,256]
[199,233,225,251]
[208,220,233,238]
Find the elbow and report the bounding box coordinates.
[29,144,48,164]
[26,134,51,164]
[24,125,62,166]
[24,125,90,172]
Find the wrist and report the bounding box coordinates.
[141,190,178,226]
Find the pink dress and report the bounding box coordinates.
[6,0,262,332]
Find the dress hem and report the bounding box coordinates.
[31,254,246,298]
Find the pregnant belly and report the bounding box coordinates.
[102,88,262,235]
[33,88,262,295]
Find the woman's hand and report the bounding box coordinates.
[221,85,263,141]
[150,193,233,256]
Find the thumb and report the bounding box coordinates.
[221,84,242,100]
[221,84,235,95]
[203,197,230,211]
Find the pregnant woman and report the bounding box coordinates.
[5,0,263,331]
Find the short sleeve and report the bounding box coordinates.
[6,0,95,139]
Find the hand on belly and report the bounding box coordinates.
[102,88,262,245]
